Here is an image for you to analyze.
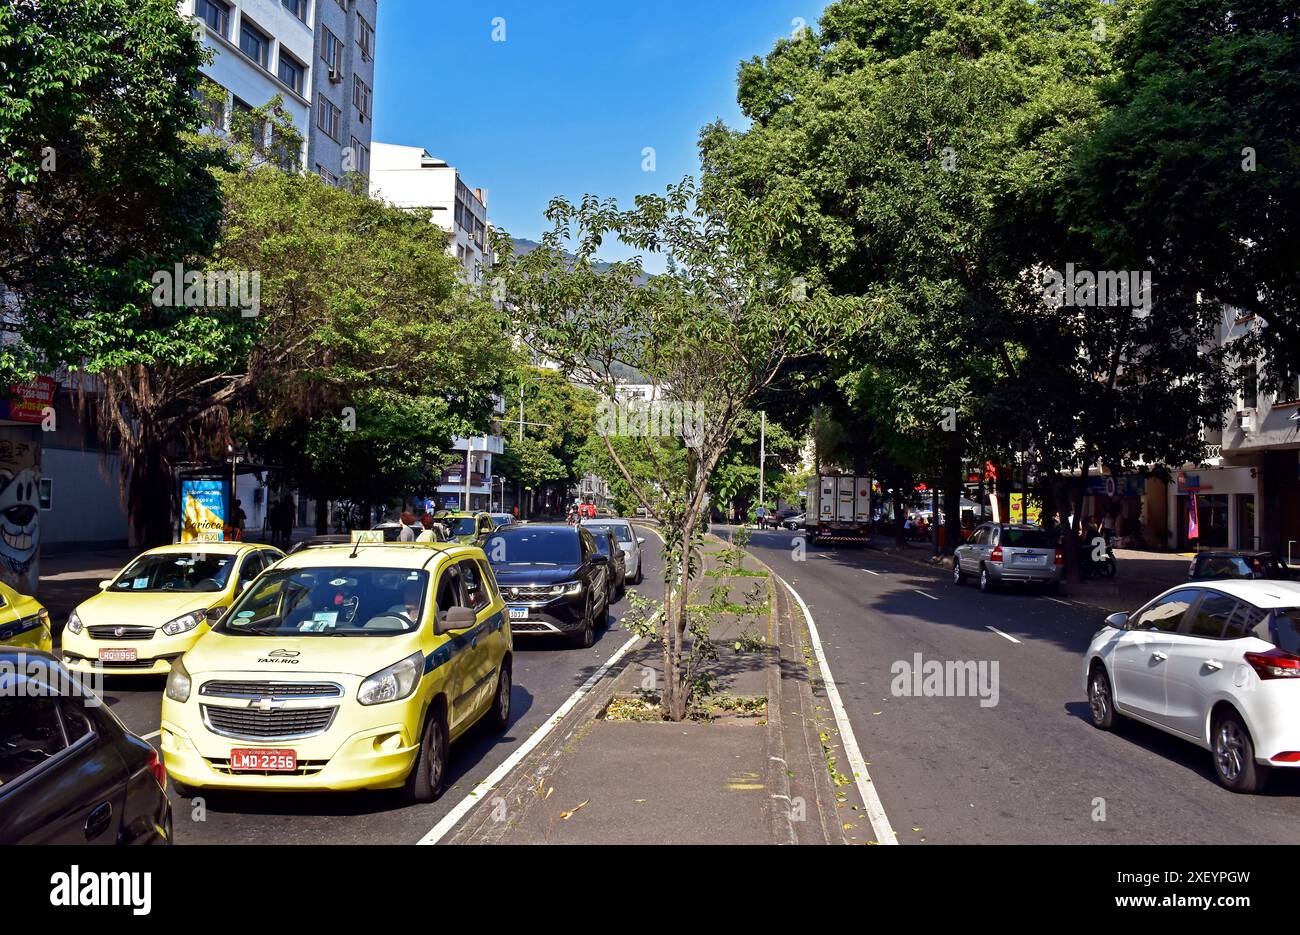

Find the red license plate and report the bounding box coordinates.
[98,647,137,662]
[229,748,297,772]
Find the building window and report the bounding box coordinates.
[1278,369,1300,404]
[317,164,338,185]
[232,97,266,151]
[1241,364,1258,409]
[321,27,342,77]
[277,52,305,95]
[348,136,370,175]
[316,94,341,141]
[195,0,230,39]
[352,75,372,121]
[358,14,375,61]
[271,125,299,172]
[238,20,271,70]
[196,84,227,131]
[281,0,307,21]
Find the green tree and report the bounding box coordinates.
[497,366,598,515]
[495,178,858,719]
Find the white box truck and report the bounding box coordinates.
[804,474,872,544]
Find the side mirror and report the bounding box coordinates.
[206,606,227,622]
[590,553,609,565]
[1105,612,1129,630]
[435,605,476,635]
[636,537,645,545]
[98,580,112,590]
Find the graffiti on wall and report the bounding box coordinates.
[0,431,41,593]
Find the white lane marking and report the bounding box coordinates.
[913,589,939,601]
[779,576,898,846]
[1044,597,1071,607]
[420,526,666,846]
[986,626,1021,644]
[863,569,881,576]
[141,729,161,741]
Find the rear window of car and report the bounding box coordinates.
[584,522,631,543]
[1265,610,1300,654]
[1000,527,1055,549]
[1194,556,1254,579]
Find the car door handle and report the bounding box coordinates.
[85,801,113,840]
[1202,659,1223,671]
[1151,651,1167,661]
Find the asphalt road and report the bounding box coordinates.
[732,525,1300,844]
[67,537,664,845]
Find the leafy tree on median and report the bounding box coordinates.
[495,178,860,720]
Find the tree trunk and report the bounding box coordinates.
[315,495,329,534]
[127,435,176,549]
[943,450,962,557]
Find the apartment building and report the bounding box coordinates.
[369,143,492,283]
[182,0,375,184]
[307,0,378,186]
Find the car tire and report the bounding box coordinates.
[404,702,449,803]
[570,596,596,648]
[632,565,643,585]
[1087,663,1117,730]
[979,565,995,593]
[485,658,511,732]
[1213,708,1269,794]
[952,558,964,586]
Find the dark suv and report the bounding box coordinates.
[1188,550,1293,581]
[485,524,611,647]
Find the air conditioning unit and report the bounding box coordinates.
[328,66,343,83]
[1238,410,1255,432]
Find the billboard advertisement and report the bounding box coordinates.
[181,479,226,542]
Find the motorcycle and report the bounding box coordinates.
[1081,535,1117,579]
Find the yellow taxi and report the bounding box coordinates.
[0,580,52,652]
[61,542,284,677]
[159,540,512,802]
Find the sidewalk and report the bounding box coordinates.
[866,534,1191,613]
[448,532,856,845]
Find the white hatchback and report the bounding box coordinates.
[1083,579,1300,793]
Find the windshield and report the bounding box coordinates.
[111,553,236,593]
[1269,610,1300,654]
[486,528,580,565]
[446,518,477,537]
[218,567,429,637]
[585,523,631,543]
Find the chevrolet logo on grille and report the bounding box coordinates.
[114,627,125,637]
[249,698,285,711]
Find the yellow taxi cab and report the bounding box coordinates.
[159,540,512,802]
[61,542,285,677]
[0,580,52,652]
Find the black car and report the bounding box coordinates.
[0,650,171,844]
[485,524,611,647]
[590,527,627,601]
[1188,550,1293,581]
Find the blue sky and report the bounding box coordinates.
[373,1,823,269]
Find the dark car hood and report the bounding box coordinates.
[491,564,582,585]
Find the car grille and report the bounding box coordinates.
[503,584,561,601]
[202,705,337,741]
[87,625,156,641]
[200,680,343,699]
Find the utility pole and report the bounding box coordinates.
[758,411,766,510]
[464,438,473,512]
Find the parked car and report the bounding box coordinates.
[780,513,806,530]
[61,542,284,677]
[1188,550,1293,582]
[581,518,644,584]
[0,581,52,652]
[0,650,171,843]
[485,524,611,647]
[160,541,512,801]
[1083,579,1300,793]
[952,523,1062,593]
[588,527,627,600]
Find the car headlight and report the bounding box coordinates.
[358,652,424,706]
[165,656,192,703]
[161,611,205,636]
[66,609,83,635]
[553,580,583,597]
